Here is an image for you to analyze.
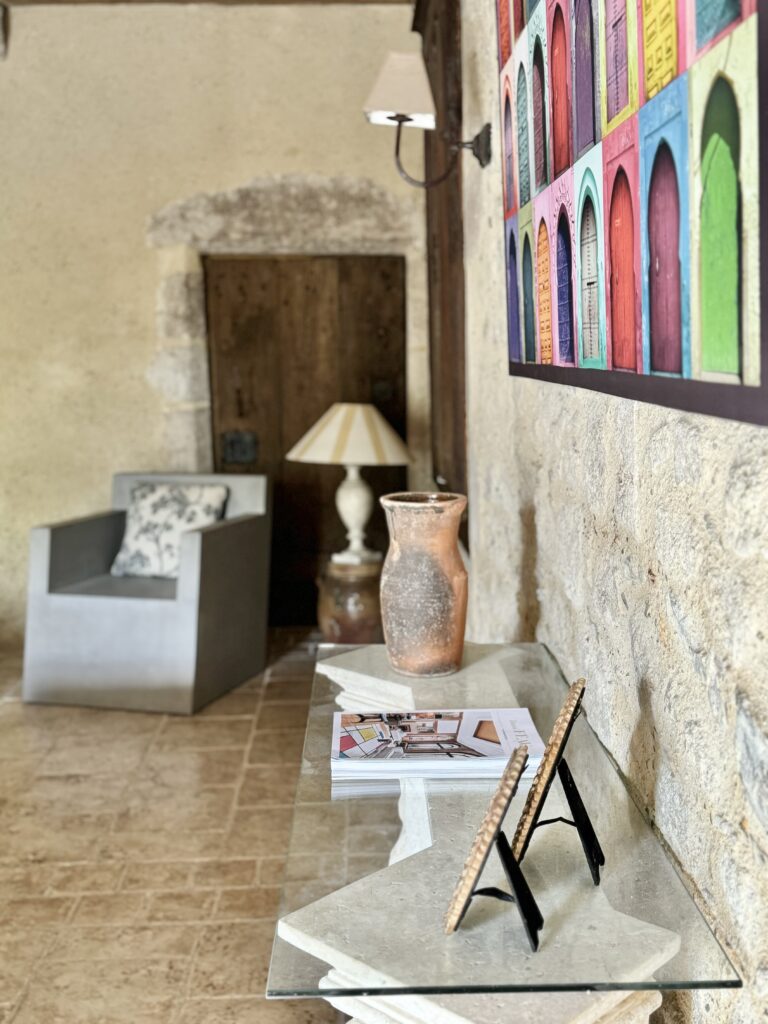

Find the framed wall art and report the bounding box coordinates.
[496,0,767,424]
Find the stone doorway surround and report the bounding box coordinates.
[147,174,430,486]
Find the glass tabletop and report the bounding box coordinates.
[267,643,741,998]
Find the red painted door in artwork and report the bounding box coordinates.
[609,168,636,370]
[498,0,512,67]
[514,0,525,38]
[533,43,548,188]
[551,6,571,177]
[648,144,682,373]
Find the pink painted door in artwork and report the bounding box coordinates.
[551,6,571,176]
[580,196,600,361]
[606,0,629,122]
[648,143,682,373]
[609,168,636,370]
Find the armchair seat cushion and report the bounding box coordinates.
[56,573,177,600]
[110,482,228,579]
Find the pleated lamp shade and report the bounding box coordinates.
[286,403,410,467]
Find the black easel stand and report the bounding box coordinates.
[467,731,605,952]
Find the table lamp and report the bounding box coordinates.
[286,403,410,565]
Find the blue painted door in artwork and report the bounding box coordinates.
[508,233,522,361]
[557,214,575,363]
[523,235,536,361]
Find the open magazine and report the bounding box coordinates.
[331,708,544,780]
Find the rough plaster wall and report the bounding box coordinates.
[0,5,429,645]
[461,3,767,1022]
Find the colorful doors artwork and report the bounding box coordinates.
[606,0,629,122]
[533,43,549,188]
[504,95,515,212]
[580,197,600,361]
[642,0,677,99]
[556,214,575,362]
[551,6,571,176]
[517,68,531,206]
[523,236,536,361]
[648,143,682,373]
[696,0,739,49]
[537,220,553,363]
[574,0,596,154]
[609,168,636,370]
[700,77,740,376]
[508,234,522,361]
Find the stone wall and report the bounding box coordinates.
[460,2,767,1022]
[0,4,429,645]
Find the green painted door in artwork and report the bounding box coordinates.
[700,77,740,376]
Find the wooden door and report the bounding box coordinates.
[533,43,548,188]
[606,0,629,122]
[504,95,515,213]
[700,78,740,375]
[696,0,739,49]
[574,0,596,155]
[537,220,553,363]
[648,143,682,373]
[517,67,531,206]
[523,235,537,361]
[508,233,522,361]
[556,214,575,362]
[551,6,571,177]
[205,255,407,625]
[580,196,601,361]
[609,168,636,370]
[643,0,677,99]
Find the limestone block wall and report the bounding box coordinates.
[0,5,430,645]
[460,2,767,1021]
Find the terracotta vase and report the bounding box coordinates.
[379,492,468,677]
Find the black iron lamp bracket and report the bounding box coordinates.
[391,115,492,189]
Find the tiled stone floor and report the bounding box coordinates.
[0,631,339,1024]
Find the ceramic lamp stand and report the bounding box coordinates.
[332,465,382,565]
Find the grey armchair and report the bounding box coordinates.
[22,473,271,714]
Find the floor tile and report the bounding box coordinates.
[176,996,336,1024]
[48,924,198,961]
[120,862,192,892]
[214,886,280,920]
[0,896,74,926]
[155,719,252,751]
[256,702,310,731]
[238,765,300,806]
[188,920,275,996]
[144,890,216,923]
[247,730,305,766]
[189,859,256,889]
[198,692,261,717]
[71,893,146,925]
[226,807,294,857]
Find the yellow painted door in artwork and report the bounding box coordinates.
[642,0,677,99]
[537,219,553,364]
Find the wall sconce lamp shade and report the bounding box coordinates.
[286,403,410,565]
[364,52,436,130]
[364,50,492,189]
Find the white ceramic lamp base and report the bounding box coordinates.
[332,465,383,565]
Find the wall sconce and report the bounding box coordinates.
[364,51,491,190]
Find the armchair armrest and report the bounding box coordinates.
[28,511,126,594]
[177,514,271,601]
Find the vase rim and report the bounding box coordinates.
[380,491,467,509]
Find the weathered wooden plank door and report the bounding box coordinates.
[205,255,407,624]
[642,0,677,99]
[517,67,531,206]
[609,169,636,370]
[508,233,522,361]
[556,214,575,362]
[537,220,553,363]
[523,235,537,361]
[574,0,596,155]
[648,143,682,373]
[696,0,739,49]
[551,6,571,177]
[700,78,740,376]
[504,95,515,212]
[606,0,629,122]
[580,196,601,361]
[533,43,549,188]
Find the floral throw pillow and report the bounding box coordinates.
[110,483,229,579]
